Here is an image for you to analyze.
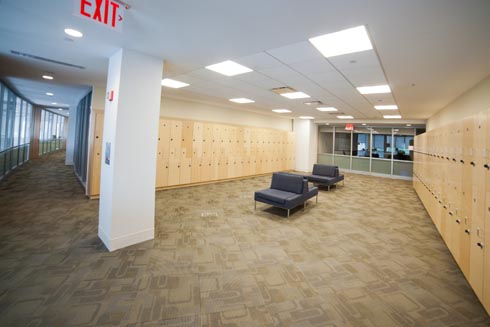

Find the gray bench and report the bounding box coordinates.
[254,172,318,217]
[306,164,344,191]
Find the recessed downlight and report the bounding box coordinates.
[299,116,314,119]
[374,105,398,110]
[406,124,412,127]
[337,115,354,119]
[229,98,255,104]
[357,85,391,94]
[205,60,252,76]
[316,107,338,112]
[51,102,57,105]
[64,28,83,38]
[362,123,367,126]
[46,92,54,96]
[42,75,54,80]
[383,115,402,119]
[272,109,292,113]
[309,25,373,58]
[161,78,189,88]
[58,108,63,111]
[281,92,310,99]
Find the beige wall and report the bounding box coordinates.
[427,75,490,130]
[161,97,292,131]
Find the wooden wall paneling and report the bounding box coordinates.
[191,156,201,183]
[182,121,193,159]
[180,153,192,185]
[157,158,170,188]
[201,156,211,181]
[193,122,203,158]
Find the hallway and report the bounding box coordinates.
[1,153,489,326]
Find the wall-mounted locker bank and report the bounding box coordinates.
[413,108,490,315]
[87,111,295,198]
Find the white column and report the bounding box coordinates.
[294,119,318,172]
[98,48,163,251]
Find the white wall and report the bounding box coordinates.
[161,96,292,131]
[92,86,106,110]
[427,75,490,130]
[294,119,318,172]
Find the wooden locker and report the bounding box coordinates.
[159,119,171,158]
[169,120,182,158]
[201,156,212,181]
[191,157,201,183]
[88,110,104,197]
[180,156,191,184]
[483,108,490,314]
[156,158,169,188]
[193,122,203,157]
[182,121,193,158]
[168,158,180,186]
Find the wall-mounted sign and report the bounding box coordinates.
[105,142,111,165]
[74,0,125,32]
[345,123,354,131]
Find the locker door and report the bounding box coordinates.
[169,120,182,158]
[193,122,203,157]
[180,156,191,184]
[160,119,171,158]
[201,156,211,182]
[191,157,201,183]
[156,158,169,188]
[89,111,104,196]
[484,109,490,313]
[182,121,193,159]
[203,123,213,158]
[168,158,180,186]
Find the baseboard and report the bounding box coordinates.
[98,226,154,252]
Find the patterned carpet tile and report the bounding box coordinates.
[0,152,489,326]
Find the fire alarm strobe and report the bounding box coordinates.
[107,90,114,102]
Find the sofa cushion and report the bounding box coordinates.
[255,188,298,205]
[312,164,339,177]
[270,172,304,194]
[308,174,344,185]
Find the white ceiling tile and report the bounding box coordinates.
[341,66,387,86]
[266,41,323,64]
[328,50,379,70]
[236,52,284,70]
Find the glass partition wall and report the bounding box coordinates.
[318,125,416,178]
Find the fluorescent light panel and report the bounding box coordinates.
[316,107,338,112]
[281,92,310,99]
[205,60,252,76]
[42,75,53,80]
[46,92,54,96]
[337,115,354,119]
[383,115,402,119]
[161,78,189,88]
[357,85,391,94]
[272,109,291,113]
[309,25,372,58]
[229,98,254,104]
[299,116,314,119]
[374,105,398,110]
[64,28,83,38]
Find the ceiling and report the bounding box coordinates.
[0,0,489,123]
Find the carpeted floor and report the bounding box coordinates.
[0,152,489,326]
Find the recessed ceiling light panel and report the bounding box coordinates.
[309,25,373,58]
[42,75,54,80]
[357,85,391,94]
[299,116,315,119]
[272,109,292,113]
[64,28,83,38]
[46,92,54,96]
[383,115,402,119]
[317,107,338,112]
[374,105,398,110]
[229,98,255,104]
[337,115,354,119]
[205,60,253,76]
[161,78,189,88]
[281,92,310,99]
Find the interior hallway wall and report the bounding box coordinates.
[161,97,292,131]
[427,74,490,130]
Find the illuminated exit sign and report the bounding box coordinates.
[345,123,354,131]
[74,0,126,31]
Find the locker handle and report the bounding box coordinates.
[446,157,450,160]
[448,211,453,216]
[455,219,460,224]
[470,161,475,166]
[460,160,464,164]
[465,229,470,235]
[438,200,442,204]
[484,164,490,169]
[477,242,484,249]
[452,158,456,162]
[443,205,447,209]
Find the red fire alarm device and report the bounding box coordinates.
[107,90,114,102]
[345,123,354,131]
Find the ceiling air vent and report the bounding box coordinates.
[270,86,296,95]
[329,112,345,115]
[10,50,86,70]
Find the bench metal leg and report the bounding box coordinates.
[328,185,330,191]
[303,202,306,211]
[316,194,318,204]
[254,201,256,210]
[287,209,290,218]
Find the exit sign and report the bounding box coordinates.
[345,123,355,131]
[74,0,126,32]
